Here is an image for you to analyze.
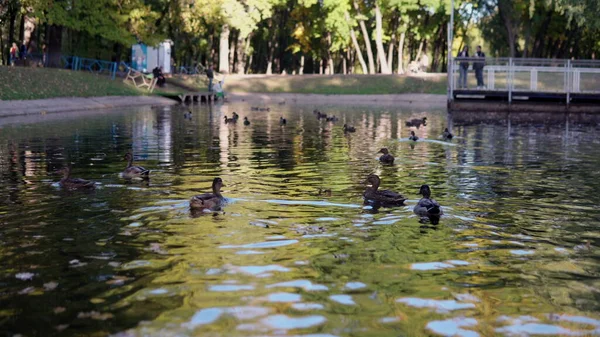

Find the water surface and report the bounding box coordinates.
[1,103,600,336]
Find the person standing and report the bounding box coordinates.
[42,44,48,67]
[474,45,486,89]
[206,64,214,92]
[19,42,27,60]
[9,43,18,66]
[457,46,469,89]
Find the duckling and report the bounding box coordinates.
[378,148,395,164]
[259,107,270,112]
[413,185,442,217]
[122,153,150,179]
[57,167,96,190]
[442,128,453,140]
[243,117,251,126]
[343,124,356,133]
[405,117,427,127]
[326,116,338,122]
[317,188,332,197]
[190,177,226,211]
[232,112,240,121]
[224,116,236,123]
[251,107,259,111]
[280,117,287,126]
[409,131,419,141]
[363,174,406,207]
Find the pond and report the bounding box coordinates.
[1,103,600,337]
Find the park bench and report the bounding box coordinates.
[124,68,157,92]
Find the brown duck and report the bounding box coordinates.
[57,167,96,190]
[378,148,394,164]
[363,174,406,206]
[122,153,150,179]
[190,177,226,211]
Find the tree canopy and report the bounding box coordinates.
[1,0,599,73]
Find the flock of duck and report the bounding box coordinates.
[57,109,451,222]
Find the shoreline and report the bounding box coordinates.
[0,96,178,117]
[0,93,448,118]
[226,92,447,107]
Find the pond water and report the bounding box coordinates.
[1,103,600,337]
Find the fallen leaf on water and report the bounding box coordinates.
[55,324,69,331]
[19,287,35,295]
[53,307,66,314]
[44,282,59,291]
[15,272,35,281]
[78,311,114,320]
[106,275,133,285]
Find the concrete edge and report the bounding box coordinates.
[0,96,178,118]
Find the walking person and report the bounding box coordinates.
[206,64,214,92]
[457,46,469,89]
[9,43,18,66]
[474,45,486,89]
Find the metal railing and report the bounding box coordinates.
[59,55,118,80]
[448,57,600,103]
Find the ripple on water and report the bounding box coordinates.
[329,294,356,305]
[267,280,329,291]
[410,260,469,270]
[291,303,325,311]
[187,306,272,329]
[267,292,302,302]
[208,284,255,292]
[396,298,476,313]
[344,282,367,290]
[427,317,479,337]
[219,240,298,249]
[510,250,535,255]
[260,314,327,330]
[228,265,291,277]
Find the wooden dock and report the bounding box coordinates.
[175,92,218,104]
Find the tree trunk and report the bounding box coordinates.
[353,0,375,74]
[498,0,517,57]
[229,30,236,73]
[387,14,399,73]
[299,54,305,74]
[345,11,368,74]
[47,25,62,67]
[374,3,391,74]
[266,19,277,75]
[342,52,347,74]
[387,33,395,72]
[397,31,405,74]
[236,34,246,74]
[219,24,230,74]
[415,39,424,62]
[327,32,334,74]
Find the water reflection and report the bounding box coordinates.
[0,104,600,336]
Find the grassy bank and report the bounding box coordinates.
[170,73,448,95]
[0,67,145,100]
[0,67,190,101]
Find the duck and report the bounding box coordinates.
[442,128,453,140]
[363,174,406,207]
[184,110,192,119]
[122,153,150,179]
[317,112,327,119]
[409,131,419,141]
[405,117,427,127]
[232,112,240,121]
[378,148,395,164]
[224,116,236,123]
[243,117,251,126]
[280,117,287,125]
[190,177,226,211]
[343,124,356,133]
[57,167,96,190]
[413,185,442,217]
[326,116,338,122]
